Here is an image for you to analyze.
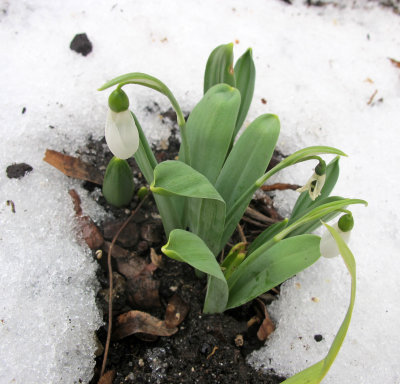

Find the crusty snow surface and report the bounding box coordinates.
[0,0,399,383]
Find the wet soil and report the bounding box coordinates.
[81,107,286,384]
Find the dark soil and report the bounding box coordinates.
[80,106,286,384]
[6,162,33,179]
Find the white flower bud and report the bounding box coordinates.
[320,222,351,258]
[105,109,139,160]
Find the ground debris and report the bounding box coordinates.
[103,219,139,248]
[255,299,275,341]
[97,370,115,384]
[68,189,104,250]
[6,163,33,179]
[70,33,93,56]
[165,294,189,328]
[113,310,178,340]
[389,57,400,68]
[44,149,103,185]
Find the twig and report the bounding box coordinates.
[100,195,148,379]
[236,223,247,244]
[367,89,378,105]
[245,206,278,224]
[261,183,301,192]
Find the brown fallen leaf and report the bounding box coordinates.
[126,270,161,308]
[165,294,189,328]
[150,247,163,268]
[68,189,104,250]
[98,370,115,384]
[113,310,178,340]
[389,57,400,69]
[103,219,139,248]
[255,298,275,341]
[44,149,103,185]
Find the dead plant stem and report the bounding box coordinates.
[100,195,148,379]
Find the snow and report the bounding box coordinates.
[0,0,399,383]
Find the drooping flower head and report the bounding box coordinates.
[297,159,326,201]
[105,88,139,159]
[320,213,354,258]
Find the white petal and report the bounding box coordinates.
[105,109,139,159]
[320,223,351,258]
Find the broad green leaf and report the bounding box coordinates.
[151,160,226,253]
[226,235,321,310]
[222,146,347,251]
[204,43,236,94]
[132,112,157,183]
[281,223,356,383]
[183,84,241,184]
[233,48,256,137]
[162,230,228,313]
[290,157,340,221]
[204,275,229,314]
[247,219,288,255]
[132,113,183,235]
[215,114,280,213]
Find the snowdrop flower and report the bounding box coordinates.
[105,88,139,160]
[297,160,326,200]
[320,213,354,258]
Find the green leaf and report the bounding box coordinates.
[102,157,134,207]
[204,43,236,94]
[151,160,226,253]
[247,219,289,255]
[183,83,241,184]
[276,198,367,241]
[280,223,356,383]
[162,230,228,313]
[215,113,280,215]
[226,235,321,310]
[290,157,340,221]
[288,196,343,237]
[233,48,256,137]
[132,113,183,235]
[132,112,157,184]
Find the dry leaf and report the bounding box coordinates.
[389,57,400,69]
[126,270,160,308]
[165,294,189,328]
[98,370,115,384]
[68,189,104,250]
[113,310,177,340]
[150,248,163,268]
[44,149,103,185]
[255,298,275,341]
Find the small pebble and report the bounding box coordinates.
[70,33,93,56]
[314,334,323,342]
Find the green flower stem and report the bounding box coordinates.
[224,146,347,238]
[274,199,366,241]
[227,198,366,289]
[99,72,190,164]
